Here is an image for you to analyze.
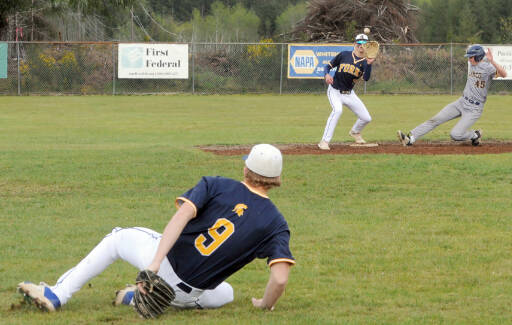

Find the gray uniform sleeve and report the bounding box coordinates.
[484,61,497,79]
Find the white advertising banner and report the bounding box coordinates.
[485,45,512,80]
[118,43,188,79]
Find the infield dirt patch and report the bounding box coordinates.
[199,141,512,156]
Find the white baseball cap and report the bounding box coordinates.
[244,144,283,177]
[355,34,369,44]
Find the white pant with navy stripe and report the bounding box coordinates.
[50,227,234,309]
[321,85,372,142]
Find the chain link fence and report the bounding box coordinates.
[0,41,510,95]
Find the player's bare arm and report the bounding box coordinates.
[486,48,507,78]
[147,201,196,272]
[324,61,334,85]
[139,202,196,293]
[251,262,291,310]
[325,73,334,85]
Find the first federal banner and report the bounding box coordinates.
[118,43,188,79]
[288,43,353,79]
[486,46,512,80]
[0,43,7,79]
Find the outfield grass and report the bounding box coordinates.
[1,95,512,324]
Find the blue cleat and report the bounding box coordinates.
[17,281,61,312]
[113,284,136,306]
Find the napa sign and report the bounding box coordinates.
[288,44,353,79]
[118,43,188,79]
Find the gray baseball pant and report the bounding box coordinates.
[410,97,482,141]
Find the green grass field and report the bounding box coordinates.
[1,94,512,324]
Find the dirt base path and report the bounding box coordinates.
[199,141,512,156]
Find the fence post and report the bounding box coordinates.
[450,42,453,95]
[112,43,116,95]
[191,42,195,94]
[17,42,21,95]
[279,44,284,95]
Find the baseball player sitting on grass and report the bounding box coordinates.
[18,144,295,315]
[318,33,376,150]
[398,45,507,146]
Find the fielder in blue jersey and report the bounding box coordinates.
[318,33,376,150]
[18,144,295,314]
[398,45,507,146]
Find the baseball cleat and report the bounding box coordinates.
[471,129,482,146]
[317,140,330,150]
[17,281,61,312]
[349,130,366,144]
[113,284,136,306]
[397,130,412,146]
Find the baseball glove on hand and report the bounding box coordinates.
[133,270,176,319]
[362,41,380,59]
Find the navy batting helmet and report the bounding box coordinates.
[464,45,485,62]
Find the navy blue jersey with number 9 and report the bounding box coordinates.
[166,176,295,290]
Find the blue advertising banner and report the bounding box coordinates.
[0,43,7,79]
[287,43,353,79]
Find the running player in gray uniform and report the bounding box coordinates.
[397,45,507,146]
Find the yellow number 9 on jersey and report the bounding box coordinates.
[195,218,235,256]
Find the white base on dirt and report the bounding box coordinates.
[349,143,379,147]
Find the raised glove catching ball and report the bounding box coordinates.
[133,270,176,319]
[362,41,380,59]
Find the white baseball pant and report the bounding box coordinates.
[50,227,234,309]
[321,85,372,143]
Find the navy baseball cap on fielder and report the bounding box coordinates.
[243,144,283,177]
[464,44,485,62]
[355,34,369,44]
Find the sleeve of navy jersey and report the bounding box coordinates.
[485,61,497,79]
[176,176,211,213]
[363,63,372,81]
[324,52,343,75]
[170,176,295,290]
[255,223,293,266]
